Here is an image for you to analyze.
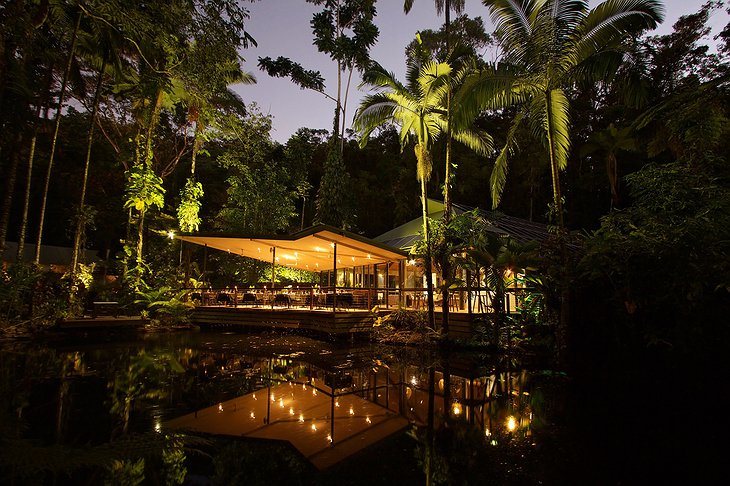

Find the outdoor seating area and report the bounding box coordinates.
[189,286,524,315]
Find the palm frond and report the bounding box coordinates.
[544,88,572,170]
[490,108,527,208]
[484,0,540,51]
[570,0,663,69]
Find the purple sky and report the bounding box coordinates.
[236,0,729,144]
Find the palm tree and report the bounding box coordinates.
[355,59,448,329]
[456,0,662,360]
[403,0,466,222]
[354,55,491,334]
[460,0,663,229]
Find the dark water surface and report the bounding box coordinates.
[0,330,710,484]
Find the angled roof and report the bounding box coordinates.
[176,224,408,272]
[375,199,551,251]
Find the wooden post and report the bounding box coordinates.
[367,264,372,309]
[332,243,337,312]
[271,247,276,310]
[385,262,390,309]
[203,244,208,284]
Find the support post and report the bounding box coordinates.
[332,243,337,312]
[385,261,390,309]
[271,247,276,310]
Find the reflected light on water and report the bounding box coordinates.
[506,416,517,432]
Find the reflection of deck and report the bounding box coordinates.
[164,382,409,470]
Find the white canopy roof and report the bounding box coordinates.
[176,224,407,272]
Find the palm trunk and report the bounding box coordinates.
[34,12,82,264]
[420,176,435,331]
[71,56,106,275]
[544,90,569,364]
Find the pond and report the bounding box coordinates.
[0,330,603,485]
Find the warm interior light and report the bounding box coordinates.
[253,393,257,400]
[365,416,371,424]
[279,398,284,408]
[327,434,332,443]
[218,403,223,412]
[299,414,304,423]
[349,406,354,416]
[506,416,517,432]
[311,422,317,431]
[250,412,255,419]
[289,407,295,415]
[452,402,462,416]
[335,400,340,408]
[410,376,418,386]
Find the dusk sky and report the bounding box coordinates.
[236,0,729,144]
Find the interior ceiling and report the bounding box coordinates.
[176,228,406,272]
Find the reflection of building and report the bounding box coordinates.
[167,346,537,470]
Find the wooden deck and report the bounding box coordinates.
[191,305,477,339]
[56,315,148,330]
[164,381,409,470]
[191,305,382,336]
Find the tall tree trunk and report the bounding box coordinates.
[0,132,22,255]
[34,12,82,264]
[544,90,569,364]
[340,66,353,154]
[71,56,106,275]
[17,68,53,262]
[133,88,164,283]
[16,131,36,262]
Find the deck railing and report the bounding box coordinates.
[187,285,536,315]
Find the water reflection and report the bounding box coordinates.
[0,332,559,483]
